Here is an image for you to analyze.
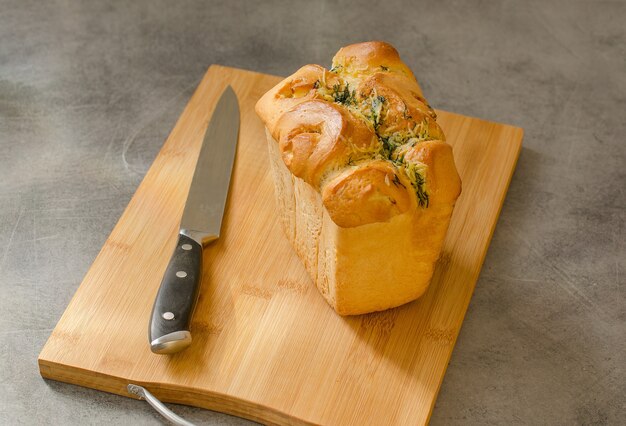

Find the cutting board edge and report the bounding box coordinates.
[35,64,526,426]
[38,357,316,426]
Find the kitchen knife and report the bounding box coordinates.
[149,86,239,354]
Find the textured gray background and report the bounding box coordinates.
[1,0,624,424]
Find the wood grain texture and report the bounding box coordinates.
[38,65,523,425]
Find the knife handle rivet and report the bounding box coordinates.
[176,271,187,278]
[181,244,192,251]
[162,312,175,320]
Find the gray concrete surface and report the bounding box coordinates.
[1,0,624,424]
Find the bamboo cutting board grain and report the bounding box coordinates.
[38,65,523,425]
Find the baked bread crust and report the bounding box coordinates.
[256,41,461,228]
[256,41,462,315]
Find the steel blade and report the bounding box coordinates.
[180,86,239,243]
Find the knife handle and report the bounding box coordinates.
[149,233,202,354]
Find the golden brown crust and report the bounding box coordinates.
[275,100,379,189]
[332,41,417,83]
[255,41,461,228]
[255,64,340,140]
[321,160,414,228]
[395,140,462,206]
[355,72,444,141]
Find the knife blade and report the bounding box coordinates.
[149,86,239,354]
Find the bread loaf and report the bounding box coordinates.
[255,41,461,315]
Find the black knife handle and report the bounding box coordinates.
[149,233,202,354]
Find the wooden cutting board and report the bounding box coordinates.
[38,65,523,425]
